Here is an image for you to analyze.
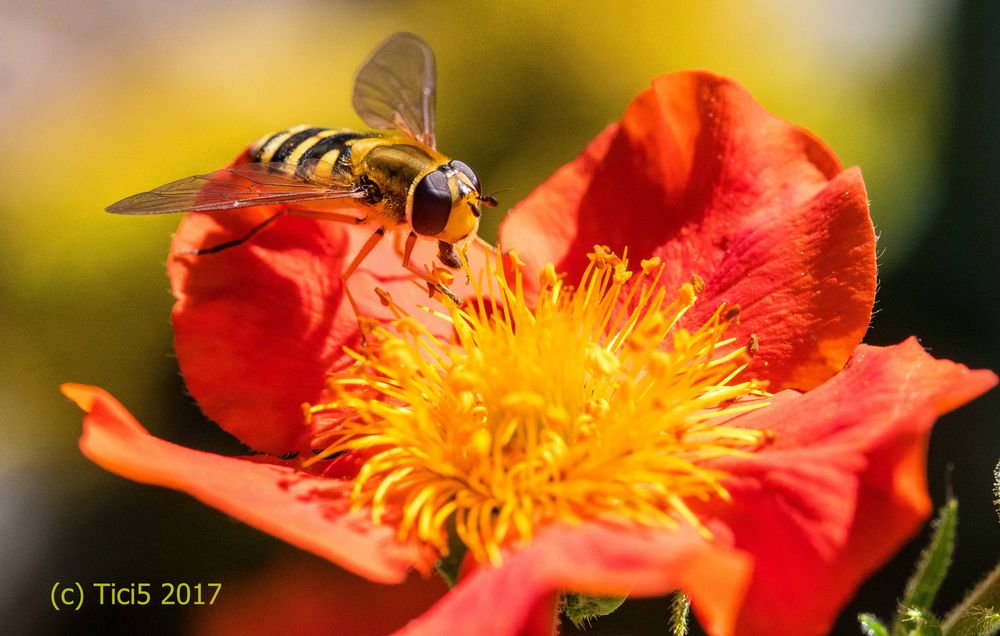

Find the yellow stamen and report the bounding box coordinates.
[307,248,772,565]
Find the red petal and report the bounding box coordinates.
[501,71,876,391]
[397,522,751,636]
[168,151,494,454]
[62,384,434,583]
[190,554,447,636]
[702,339,997,635]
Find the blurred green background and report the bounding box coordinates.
[2,1,997,634]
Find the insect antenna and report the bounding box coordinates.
[478,187,510,208]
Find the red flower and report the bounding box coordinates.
[66,71,995,635]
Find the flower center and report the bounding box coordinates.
[305,246,771,565]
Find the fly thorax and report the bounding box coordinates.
[358,142,435,223]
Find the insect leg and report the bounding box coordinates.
[341,227,387,319]
[177,210,287,255]
[401,231,461,305]
[392,227,407,256]
[401,231,419,267]
[285,207,367,224]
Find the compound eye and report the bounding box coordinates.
[450,160,481,193]
[411,170,452,236]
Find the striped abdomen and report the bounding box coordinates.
[250,126,376,174]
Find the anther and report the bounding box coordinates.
[500,391,546,413]
[641,256,662,276]
[456,390,476,413]
[394,316,424,336]
[678,282,696,306]
[626,332,649,352]
[722,304,742,323]
[545,405,570,426]
[471,429,491,456]
[648,350,670,378]
[540,263,558,288]
[746,333,759,356]
[586,344,620,376]
[433,266,455,286]
[690,273,706,295]
[573,414,596,440]
[590,245,617,268]
[639,311,667,337]
[447,366,479,391]
[380,340,419,370]
[584,398,610,420]
[601,246,621,267]
[375,287,393,307]
[506,250,525,269]
[613,262,632,284]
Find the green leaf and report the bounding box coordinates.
[669,591,691,636]
[994,459,1000,526]
[562,592,627,629]
[900,606,943,636]
[944,605,1000,636]
[893,499,958,635]
[859,612,890,636]
[943,562,1000,635]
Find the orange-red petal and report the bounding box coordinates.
[189,554,447,636]
[701,338,997,634]
[397,522,752,636]
[501,71,876,391]
[62,383,434,583]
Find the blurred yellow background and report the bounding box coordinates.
[3,1,995,634]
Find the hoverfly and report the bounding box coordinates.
[107,32,496,310]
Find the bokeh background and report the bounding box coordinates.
[2,1,997,634]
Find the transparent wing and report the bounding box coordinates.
[106,161,364,215]
[352,32,436,148]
